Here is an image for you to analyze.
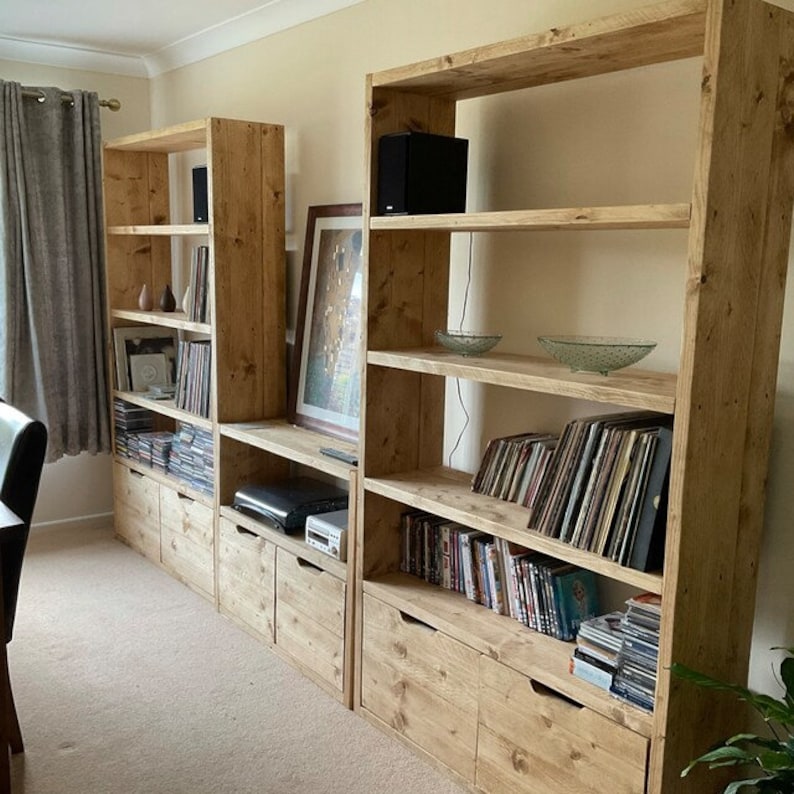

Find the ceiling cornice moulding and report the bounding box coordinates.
[0,0,365,79]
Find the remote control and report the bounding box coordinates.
[320,447,358,466]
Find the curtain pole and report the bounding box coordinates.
[20,88,121,111]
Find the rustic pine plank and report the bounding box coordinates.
[368,349,677,414]
[220,419,357,480]
[651,2,794,792]
[106,224,208,235]
[371,0,706,99]
[370,204,691,232]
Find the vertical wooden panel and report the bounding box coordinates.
[653,2,794,791]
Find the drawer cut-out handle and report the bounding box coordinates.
[296,557,324,574]
[177,492,195,503]
[130,470,144,478]
[235,525,258,538]
[529,679,583,709]
[399,610,436,632]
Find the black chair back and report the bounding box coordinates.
[0,402,47,642]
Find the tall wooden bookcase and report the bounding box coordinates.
[103,117,359,707]
[356,2,794,793]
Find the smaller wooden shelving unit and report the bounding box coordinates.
[104,116,360,707]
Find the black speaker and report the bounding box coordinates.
[377,131,468,215]
[192,165,208,223]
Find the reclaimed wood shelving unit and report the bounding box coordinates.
[355,1,794,792]
[104,116,358,707]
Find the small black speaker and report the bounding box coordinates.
[192,165,208,223]
[377,131,468,215]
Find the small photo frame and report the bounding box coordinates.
[288,203,363,443]
[113,326,179,392]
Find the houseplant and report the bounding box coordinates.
[670,648,794,793]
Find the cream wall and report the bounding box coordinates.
[3,0,792,694]
[0,60,150,524]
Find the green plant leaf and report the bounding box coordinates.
[726,734,787,752]
[781,657,794,710]
[724,779,773,794]
[758,750,794,772]
[670,663,794,725]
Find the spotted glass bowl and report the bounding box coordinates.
[537,335,656,375]
[435,330,502,356]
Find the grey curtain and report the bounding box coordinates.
[0,81,110,462]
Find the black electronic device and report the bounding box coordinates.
[192,165,208,223]
[232,476,348,535]
[377,131,468,215]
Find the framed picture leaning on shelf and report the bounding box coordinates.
[288,203,362,442]
[112,326,179,392]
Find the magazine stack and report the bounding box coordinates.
[610,592,662,712]
[570,610,624,691]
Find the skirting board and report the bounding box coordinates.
[31,512,114,533]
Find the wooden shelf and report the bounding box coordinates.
[220,418,358,481]
[107,224,208,236]
[111,309,210,334]
[370,204,691,232]
[218,504,348,580]
[363,574,653,738]
[102,118,208,153]
[371,0,706,99]
[367,349,676,414]
[116,456,213,507]
[364,466,663,593]
[113,390,212,430]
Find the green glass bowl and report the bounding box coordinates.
[435,330,502,356]
[537,335,656,375]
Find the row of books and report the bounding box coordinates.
[399,510,599,640]
[186,245,211,323]
[175,339,212,418]
[569,592,662,713]
[473,410,672,573]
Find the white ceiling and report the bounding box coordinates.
[0,0,364,77]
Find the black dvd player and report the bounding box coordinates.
[232,476,348,535]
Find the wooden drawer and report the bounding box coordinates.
[113,462,160,562]
[360,595,479,781]
[160,486,214,598]
[217,516,276,643]
[477,656,648,794]
[275,548,346,692]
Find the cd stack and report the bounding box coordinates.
[570,611,624,691]
[113,399,154,460]
[610,592,662,712]
[168,422,214,495]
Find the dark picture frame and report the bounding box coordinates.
[288,203,363,442]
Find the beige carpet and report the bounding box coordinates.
[8,523,467,793]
